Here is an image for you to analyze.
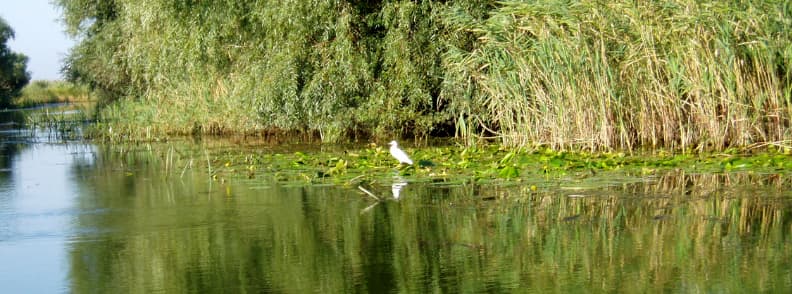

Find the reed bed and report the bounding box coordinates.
[443,0,792,150]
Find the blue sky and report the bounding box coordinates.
[1,0,75,80]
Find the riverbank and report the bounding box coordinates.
[9,102,791,188]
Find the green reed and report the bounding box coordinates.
[443,0,792,150]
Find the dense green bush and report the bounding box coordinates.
[57,0,469,141]
[58,0,792,150]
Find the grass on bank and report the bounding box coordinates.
[13,80,92,108]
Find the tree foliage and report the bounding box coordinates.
[0,17,31,108]
[57,0,482,140]
[57,0,792,150]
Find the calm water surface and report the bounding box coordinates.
[1,107,791,293]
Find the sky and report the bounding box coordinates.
[1,0,75,80]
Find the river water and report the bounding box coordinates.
[1,106,791,292]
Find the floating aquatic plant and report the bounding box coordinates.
[170,143,792,188]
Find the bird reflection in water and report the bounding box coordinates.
[391,177,407,200]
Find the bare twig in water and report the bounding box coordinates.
[360,202,380,214]
[180,159,192,179]
[357,186,381,201]
[347,174,366,185]
[205,150,212,175]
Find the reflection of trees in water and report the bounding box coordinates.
[67,147,792,293]
[0,108,27,125]
[0,110,31,182]
[0,106,91,172]
[450,171,792,292]
[0,141,23,170]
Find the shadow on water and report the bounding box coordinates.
[1,107,791,292]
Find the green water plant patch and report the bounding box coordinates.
[188,143,792,188]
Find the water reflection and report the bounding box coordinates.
[0,134,95,292]
[0,110,791,292]
[0,110,32,172]
[66,148,792,293]
[391,176,407,200]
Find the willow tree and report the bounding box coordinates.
[56,0,485,141]
[0,17,30,108]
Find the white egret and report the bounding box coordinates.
[388,140,413,165]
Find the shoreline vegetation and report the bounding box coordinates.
[12,80,92,108]
[55,0,792,151]
[101,140,792,186]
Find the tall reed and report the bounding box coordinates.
[442,0,792,150]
